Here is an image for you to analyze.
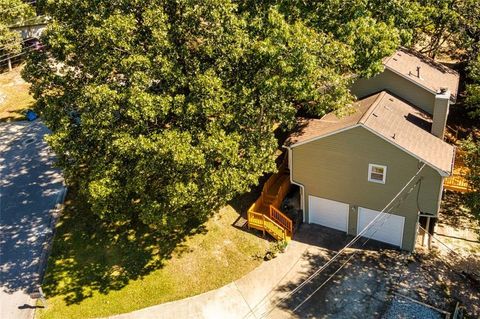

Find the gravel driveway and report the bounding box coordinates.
[0,121,65,319]
[264,223,478,318]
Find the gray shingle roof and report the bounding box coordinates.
[286,91,455,175]
[384,48,460,102]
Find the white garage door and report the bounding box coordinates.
[308,196,349,232]
[357,207,405,247]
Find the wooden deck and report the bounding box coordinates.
[444,152,473,193]
[247,155,293,241]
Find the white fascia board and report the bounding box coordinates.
[284,122,449,175]
[287,124,362,149]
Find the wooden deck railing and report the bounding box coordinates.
[247,209,288,241]
[246,153,293,241]
[269,205,293,236]
[444,151,473,193]
[444,174,471,193]
[271,177,291,209]
[262,153,289,196]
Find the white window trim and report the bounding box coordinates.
[368,164,387,184]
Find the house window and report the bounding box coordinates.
[368,164,387,184]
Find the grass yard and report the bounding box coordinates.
[0,66,35,121]
[36,191,269,319]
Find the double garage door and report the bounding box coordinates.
[308,196,405,247]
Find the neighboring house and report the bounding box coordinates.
[9,16,49,40]
[283,48,460,251]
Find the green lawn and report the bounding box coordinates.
[0,66,35,121]
[37,191,269,319]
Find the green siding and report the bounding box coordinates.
[291,126,443,251]
[351,69,436,114]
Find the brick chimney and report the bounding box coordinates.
[431,88,450,139]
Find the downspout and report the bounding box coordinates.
[283,145,306,223]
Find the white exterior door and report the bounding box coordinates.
[357,207,405,247]
[308,196,349,232]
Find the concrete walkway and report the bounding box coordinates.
[107,238,329,319]
[0,121,65,319]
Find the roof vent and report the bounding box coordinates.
[439,87,448,94]
[416,66,421,78]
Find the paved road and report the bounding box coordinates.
[0,121,65,319]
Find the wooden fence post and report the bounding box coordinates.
[262,214,265,237]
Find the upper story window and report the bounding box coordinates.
[368,164,387,184]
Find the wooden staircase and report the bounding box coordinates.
[247,155,293,241]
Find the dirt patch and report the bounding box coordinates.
[274,225,479,318]
[392,249,479,318]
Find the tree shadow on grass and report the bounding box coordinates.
[42,190,207,305]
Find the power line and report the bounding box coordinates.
[246,210,396,319]
[242,244,310,319]
[290,209,401,314]
[419,225,479,277]
[253,164,426,319]
[262,175,424,318]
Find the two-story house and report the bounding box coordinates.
[283,48,460,251]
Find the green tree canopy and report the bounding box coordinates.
[460,136,480,217]
[465,54,480,118]
[237,0,401,77]
[24,0,366,231]
[0,0,36,58]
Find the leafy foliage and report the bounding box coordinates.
[0,0,35,57]
[456,0,480,60]
[24,0,362,231]
[237,0,401,77]
[466,54,480,118]
[460,136,480,217]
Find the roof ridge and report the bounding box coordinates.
[358,91,386,125]
[398,46,459,76]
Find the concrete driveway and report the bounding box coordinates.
[106,222,478,318]
[106,225,403,319]
[0,121,65,319]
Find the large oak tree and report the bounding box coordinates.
[0,0,35,64]
[24,0,399,232]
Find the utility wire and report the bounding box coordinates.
[254,163,426,319]
[289,198,414,314]
[263,179,422,318]
[263,175,424,318]
[419,225,479,277]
